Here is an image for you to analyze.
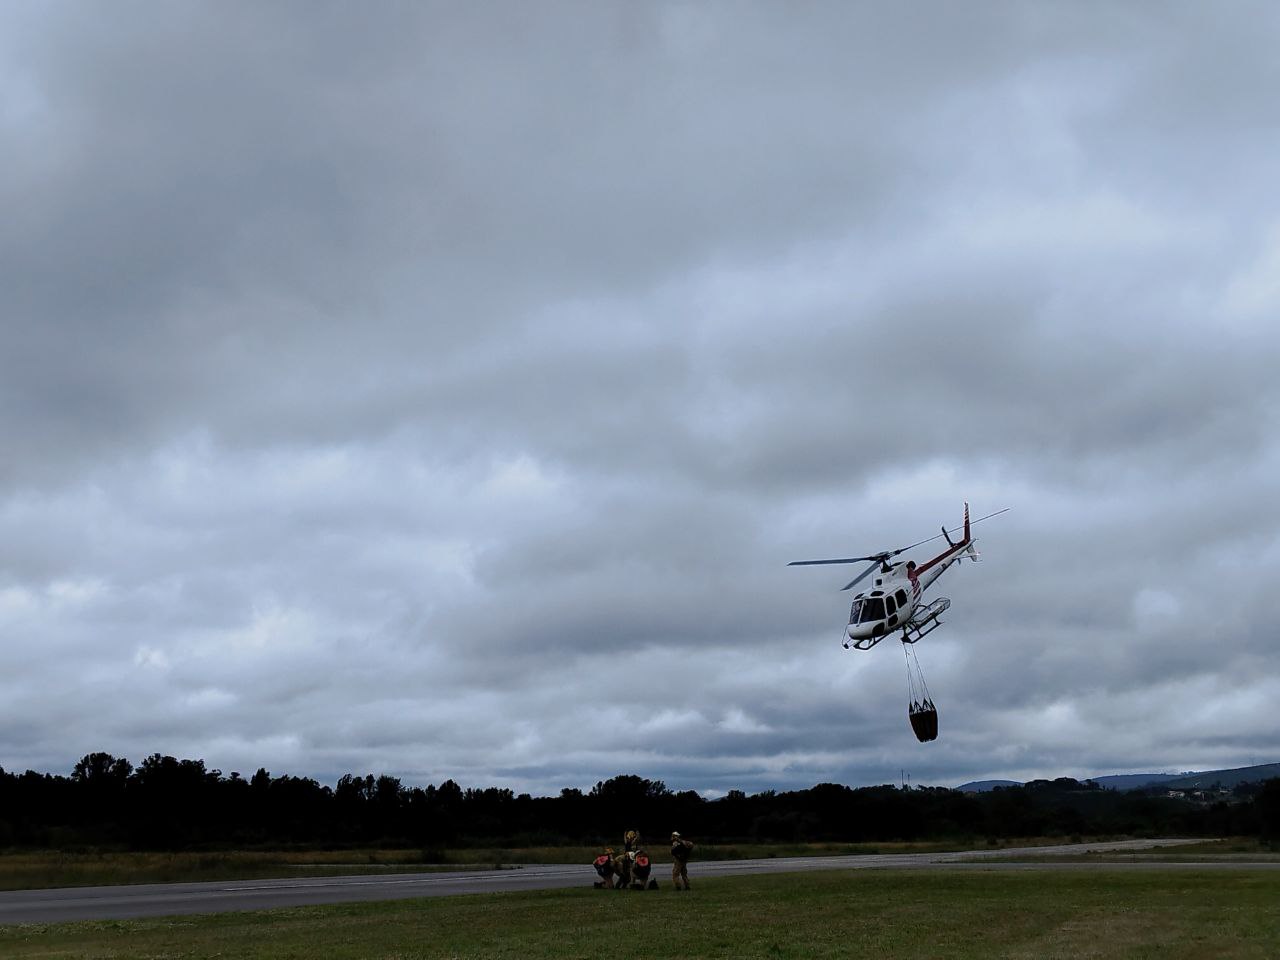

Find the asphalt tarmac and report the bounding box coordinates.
[0,838,1270,924]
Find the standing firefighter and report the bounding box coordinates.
[611,831,641,889]
[670,831,693,890]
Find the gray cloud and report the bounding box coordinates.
[2,2,1278,794]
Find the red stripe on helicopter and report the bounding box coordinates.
[909,537,969,579]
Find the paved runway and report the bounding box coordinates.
[0,838,1270,924]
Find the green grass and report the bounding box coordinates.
[1125,837,1278,857]
[0,849,507,891]
[1,868,1277,959]
[996,838,1280,864]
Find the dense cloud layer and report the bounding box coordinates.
[2,3,1278,795]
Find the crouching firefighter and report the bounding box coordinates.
[631,848,658,890]
[592,848,616,889]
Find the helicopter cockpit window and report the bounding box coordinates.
[858,596,886,623]
[886,596,897,615]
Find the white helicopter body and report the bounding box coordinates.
[790,503,1005,650]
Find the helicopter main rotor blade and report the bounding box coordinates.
[787,554,887,566]
[840,561,880,591]
[788,507,1010,587]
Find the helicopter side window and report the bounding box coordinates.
[859,597,886,623]
[886,596,897,616]
[895,589,909,607]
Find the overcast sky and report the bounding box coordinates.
[2,2,1278,797]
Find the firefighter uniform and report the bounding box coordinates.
[593,847,616,889]
[631,849,652,889]
[670,832,693,889]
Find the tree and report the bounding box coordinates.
[72,752,133,786]
[1256,779,1280,841]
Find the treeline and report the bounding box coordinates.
[1,752,1278,850]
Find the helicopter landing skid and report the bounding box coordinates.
[844,634,888,651]
[901,598,951,644]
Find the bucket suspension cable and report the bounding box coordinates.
[903,642,938,742]
[903,643,933,707]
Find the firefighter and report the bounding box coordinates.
[631,848,653,889]
[623,829,641,853]
[592,847,616,889]
[614,849,632,889]
[670,831,693,890]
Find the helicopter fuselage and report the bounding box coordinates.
[845,535,975,644]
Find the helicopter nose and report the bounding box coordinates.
[847,621,885,640]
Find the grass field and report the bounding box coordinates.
[0,849,497,892]
[1,867,1277,959]
[1004,838,1280,864]
[0,839,1060,891]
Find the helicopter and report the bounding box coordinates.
[789,503,1007,742]
[788,502,1008,650]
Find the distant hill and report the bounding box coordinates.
[1157,762,1280,791]
[955,779,1021,793]
[1087,773,1183,791]
[955,762,1280,795]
